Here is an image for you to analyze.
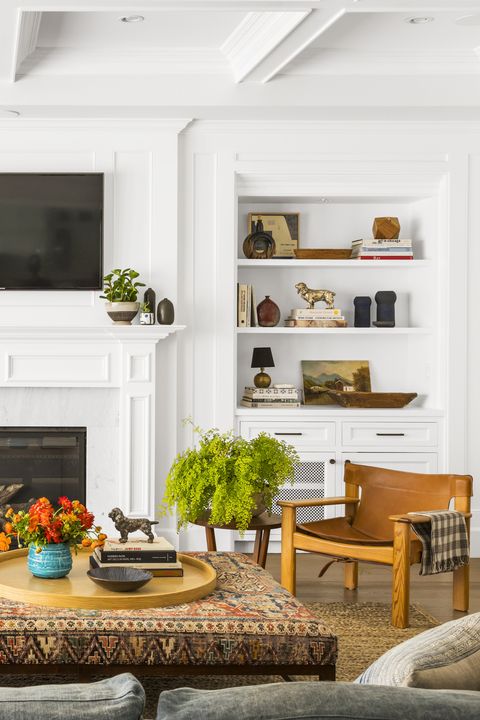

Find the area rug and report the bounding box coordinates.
[0,602,438,718]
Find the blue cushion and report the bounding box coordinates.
[0,673,145,720]
[156,682,480,720]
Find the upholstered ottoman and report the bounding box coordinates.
[0,553,336,680]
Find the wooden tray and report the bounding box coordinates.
[0,549,217,610]
[326,391,418,408]
[294,249,352,260]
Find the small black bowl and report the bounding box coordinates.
[87,567,153,592]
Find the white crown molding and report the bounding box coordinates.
[186,119,480,134]
[0,118,193,133]
[220,10,310,83]
[18,46,228,77]
[11,10,42,82]
[286,48,480,77]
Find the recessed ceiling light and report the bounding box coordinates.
[0,109,20,118]
[119,15,145,23]
[405,17,435,25]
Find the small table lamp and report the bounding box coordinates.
[251,347,275,388]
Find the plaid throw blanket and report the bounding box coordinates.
[410,510,469,576]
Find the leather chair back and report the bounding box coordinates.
[345,463,473,542]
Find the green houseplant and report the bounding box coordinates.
[100,268,145,325]
[162,424,299,534]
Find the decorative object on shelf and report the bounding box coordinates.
[295,282,336,309]
[101,267,145,325]
[351,238,413,261]
[142,288,156,324]
[373,290,397,327]
[108,507,159,544]
[294,248,352,260]
[326,390,418,409]
[237,284,257,327]
[354,296,372,327]
[1,496,103,579]
[302,360,371,405]
[373,217,401,240]
[243,219,276,259]
[161,421,299,534]
[248,212,298,258]
[241,385,300,409]
[257,295,280,327]
[157,297,175,325]
[251,347,275,388]
[285,305,346,328]
[87,566,153,593]
[139,301,155,325]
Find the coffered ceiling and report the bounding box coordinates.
[2,1,480,117]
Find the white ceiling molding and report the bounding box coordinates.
[220,10,310,83]
[18,47,229,77]
[286,48,480,76]
[244,6,346,83]
[12,10,42,82]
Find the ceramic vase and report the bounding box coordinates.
[28,543,72,579]
[257,296,280,327]
[157,298,175,325]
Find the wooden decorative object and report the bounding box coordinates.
[294,249,352,260]
[326,391,417,408]
[0,549,217,610]
[372,217,400,240]
[243,220,276,259]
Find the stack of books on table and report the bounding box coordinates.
[89,537,183,577]
[241,385,300,408]
[351,239,413,260]
[285,307,347,328]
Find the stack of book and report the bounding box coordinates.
[241,385,300,408]
[285,307,347,328]
[351,238,414,260]
[89,537,183,577]
[237,284,257,327]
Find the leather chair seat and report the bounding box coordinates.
[297,516,392,545]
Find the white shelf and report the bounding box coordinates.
[235,406,444,418]
[237,327,432,335]
[237,259,429,269]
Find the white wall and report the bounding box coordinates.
[178,120,480,554]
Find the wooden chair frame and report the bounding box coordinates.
[279,476,472,629]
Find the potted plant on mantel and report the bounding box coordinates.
[162,423,299,534]
[101,268,146,325]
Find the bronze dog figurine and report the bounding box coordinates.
[108,507,159,543]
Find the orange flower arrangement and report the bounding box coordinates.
[3,496,105,552]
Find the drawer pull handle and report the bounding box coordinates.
[274,432,303,436]
[376,433,406,437]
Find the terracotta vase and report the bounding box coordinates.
[257,296,280,327]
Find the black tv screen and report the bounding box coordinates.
[0,173,103,290]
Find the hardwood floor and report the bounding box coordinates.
[265,554,480,623]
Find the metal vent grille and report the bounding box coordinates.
[275,460,326,524]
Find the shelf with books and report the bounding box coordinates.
[237,259,430,268]
[236,327,433,335]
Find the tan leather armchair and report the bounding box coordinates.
[278,463,472,628]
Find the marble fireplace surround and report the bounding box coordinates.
[0,326,183,534]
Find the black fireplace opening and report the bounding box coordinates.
[0,427,86,507]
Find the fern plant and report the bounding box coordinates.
[162,423,299,533]
[100,268,145,303]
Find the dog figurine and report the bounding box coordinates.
[108,507,159,543]
[295,282,336,309]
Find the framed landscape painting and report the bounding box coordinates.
[302,360,371,405]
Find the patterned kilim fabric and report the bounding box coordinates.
[409,511,469,575]
[0,552,337,669]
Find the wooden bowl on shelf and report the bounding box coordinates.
[326,391,417,409]
[294,249,352,260]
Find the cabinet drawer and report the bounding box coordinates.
[342,422,438,448]
[342,453,438,474]
[239,421,335,448]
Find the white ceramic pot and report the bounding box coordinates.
[105,302,140,326]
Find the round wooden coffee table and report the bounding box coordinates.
[193,512,282,568]
[0,549,216,610]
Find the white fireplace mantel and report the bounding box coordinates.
[0,324,185,522]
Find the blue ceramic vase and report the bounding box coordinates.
[27,543,72,579]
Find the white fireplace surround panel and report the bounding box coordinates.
[0,326,183,531]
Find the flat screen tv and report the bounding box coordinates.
[0,173,103,290]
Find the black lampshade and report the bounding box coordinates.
[251,347,274,369]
